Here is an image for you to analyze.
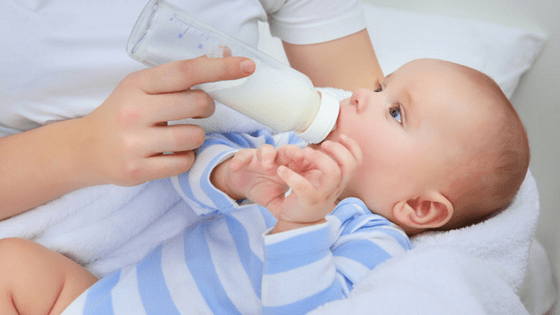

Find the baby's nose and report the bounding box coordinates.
[350,88,375,113]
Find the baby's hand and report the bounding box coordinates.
[221,144,303,206]
[269,135,363,233]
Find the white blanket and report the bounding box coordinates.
[0,88,552,314]
[311,169,541,315]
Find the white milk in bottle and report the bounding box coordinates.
[127,0,339,143]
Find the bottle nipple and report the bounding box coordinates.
[296,89,340,143]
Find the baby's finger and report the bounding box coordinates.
[257,144,277,171]
[337,134,363,166]
[276,145,304,166]
[230,149,254,171]
[277,165,316,197]
[319,138,361,182]
[302,147,341,185]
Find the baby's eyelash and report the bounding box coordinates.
[374,85,383,93]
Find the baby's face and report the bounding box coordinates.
[325,59,492,220]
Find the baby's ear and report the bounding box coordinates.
[392,192,453,229]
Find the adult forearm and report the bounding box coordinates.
[0,118,97,220]
[283,29,384,92]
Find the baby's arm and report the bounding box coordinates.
[0,238,97,315]
[260,200,411,314]
[172,131,305,216]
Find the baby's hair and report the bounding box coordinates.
[438,62,530,230]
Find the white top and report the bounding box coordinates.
[0,0,365,136]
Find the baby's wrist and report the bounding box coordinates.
[211,158,245,200]
[272,219,327,234]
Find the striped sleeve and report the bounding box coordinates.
[261,223,339,315]
[260,198,411,314]
[330,198,411,292]
[171,131,305,216]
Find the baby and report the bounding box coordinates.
[0,59,529,315]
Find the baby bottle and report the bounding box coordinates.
[127,0,339,143]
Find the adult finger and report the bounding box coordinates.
[146,124,206,155]
[144,151,197,181]
[138,57,256,94]
[145,89,216,123]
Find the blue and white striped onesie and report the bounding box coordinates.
[62,131,411,315]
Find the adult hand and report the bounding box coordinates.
[78,56,256,187]
[0,56,255,219]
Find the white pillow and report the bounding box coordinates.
[258,4,547,99]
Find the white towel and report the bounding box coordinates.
[0,179,201,276]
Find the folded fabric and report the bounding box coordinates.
[0,179,195,277]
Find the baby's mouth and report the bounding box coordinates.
[327,120,338,138]
[316,120,337,146]
[312,108,340,147]
[328,112,341,140]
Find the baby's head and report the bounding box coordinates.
[329,59,529,235]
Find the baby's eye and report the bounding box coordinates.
[389,106,402,124]
[374,86,383,93]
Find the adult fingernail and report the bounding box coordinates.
[240,59,256,74]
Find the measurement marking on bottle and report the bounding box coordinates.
[169,14,221,50]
